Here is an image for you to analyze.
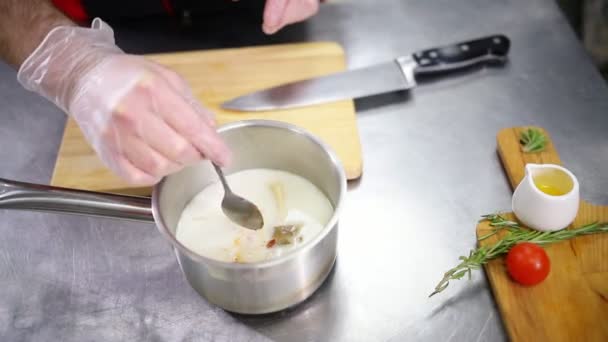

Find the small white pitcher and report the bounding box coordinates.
[512,163,580,232]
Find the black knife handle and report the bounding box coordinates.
[412,34,510,74]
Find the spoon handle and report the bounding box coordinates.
[212,163,231,194]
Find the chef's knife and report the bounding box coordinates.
[221,34,510,111]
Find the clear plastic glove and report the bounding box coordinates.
[17,18,230,185]
[263,0,321,34]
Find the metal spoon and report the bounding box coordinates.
[213,163,264,230]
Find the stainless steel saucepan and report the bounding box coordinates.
[0,120,347,314]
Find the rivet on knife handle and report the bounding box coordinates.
[409,34,511,74]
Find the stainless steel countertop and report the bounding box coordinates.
[1,0,607,341]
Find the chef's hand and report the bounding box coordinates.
[17,18,230,185]
[262,0,321,34]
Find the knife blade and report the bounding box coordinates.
[221,34,510,112]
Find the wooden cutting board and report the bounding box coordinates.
[477,126,608,341]
[51,42,362,195]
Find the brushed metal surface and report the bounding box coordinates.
[222,61,410,111]
[1,0,608,341]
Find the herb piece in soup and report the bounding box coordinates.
[272,224,303,245]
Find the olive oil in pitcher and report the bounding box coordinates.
[532,168,574,196]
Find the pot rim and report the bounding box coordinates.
[151,119,347,269]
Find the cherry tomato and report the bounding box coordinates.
[505,242,550,286]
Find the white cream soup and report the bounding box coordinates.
[175,168,333,263]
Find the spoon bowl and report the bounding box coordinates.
[213,163,264,230]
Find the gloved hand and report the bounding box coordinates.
[17,18,230,185]
[263,0,321,34]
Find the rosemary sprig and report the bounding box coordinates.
[429,214,608,297]
[477,213,519,241]
[519,128,547,153]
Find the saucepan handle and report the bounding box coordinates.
[0,178,154,222]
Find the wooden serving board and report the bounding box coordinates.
[477,126,608,341]
[51,42,362,195]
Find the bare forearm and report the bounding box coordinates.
[0,0,74,68]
